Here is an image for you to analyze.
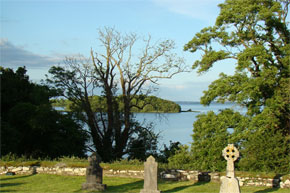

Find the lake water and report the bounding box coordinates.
[57,101,245,151]
[134,102,245,148]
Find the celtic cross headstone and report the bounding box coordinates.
[222,144,239,178]
[220,144,241,193]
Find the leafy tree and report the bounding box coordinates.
[1,67,88,159]
[167,145,194,170]
[184,0,289,172]
[127,123,159,161]
[239,108,289,172]
[158,141,181,163]
[191,109,246,171]
[47,28,186,162]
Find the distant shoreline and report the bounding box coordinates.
[180,110,200,113]
[175,101,236,105]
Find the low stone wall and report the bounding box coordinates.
[1,166,289,188]
[160,169,290,188]
[0,166,144,178]
[0,166,86,176]
[160,170,218,182]
[104,169,144,179]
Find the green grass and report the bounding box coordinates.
[0,174,289,193]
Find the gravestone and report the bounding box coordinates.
[31,166,37,175]
[5,172,16,176]
[140,156,161,193]
[82,152,106,191]
[220,144,241,193]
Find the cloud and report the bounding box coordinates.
[152,0,222,22]
[0,39,61,68]
[162,84,186,90]
[158,81,211,101]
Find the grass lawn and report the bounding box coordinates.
[0,174,289,193]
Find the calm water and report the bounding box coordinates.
[134,102,245,148]
[63,101,245,152]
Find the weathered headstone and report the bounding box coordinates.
[31,166,37,175]
[140,156,161,193]
[82,153,106,191]
[220,144,241,193]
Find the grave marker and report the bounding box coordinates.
[140,156,161,193]
[220,144,241,193]
[82,153,106,191]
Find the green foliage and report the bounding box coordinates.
[130,95,181,113]
[127,122,159,161]
[167,145,194,170]
[158,141,182,163]
[0,153,41,167]
[189,109,246,172]
[238,108,290,173]
[185,0,289,173]
[102,159,144,171]
[0,67,88,159]
[51,95,181,113]
[0,155,145,170]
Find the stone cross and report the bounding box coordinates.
[140,156,161,193]
[82,153,106,191]
[222,144,239,178]
[220,144,240,193]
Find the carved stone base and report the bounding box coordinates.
[82,183,107,191]
[220,176,240,193]
[140,189,161,193]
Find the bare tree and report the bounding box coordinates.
[91,27,187,158]
[48,27,187,161]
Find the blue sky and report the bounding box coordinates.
[1,0,236,101]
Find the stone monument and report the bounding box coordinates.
[82,152,107,191]
[220,144,240,193]
[140,156,161,193]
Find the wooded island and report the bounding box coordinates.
[52,95,181,113]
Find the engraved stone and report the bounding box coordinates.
[140,156,161,193]
[82,153,106,191]
[220,144,241,193]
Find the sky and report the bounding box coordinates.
[0,0,236,101]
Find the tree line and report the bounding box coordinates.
[1,67,88,159]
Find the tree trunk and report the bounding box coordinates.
[102,87,114,161]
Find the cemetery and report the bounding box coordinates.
[1,0,289,192]
[1,149,290,192]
